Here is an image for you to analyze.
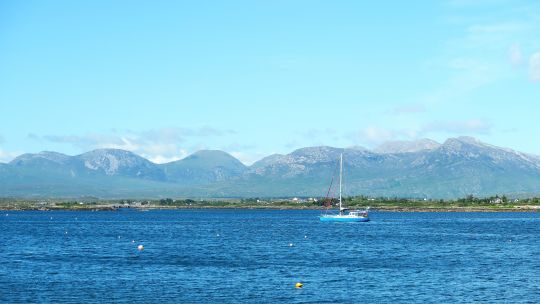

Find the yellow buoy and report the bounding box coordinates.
[137,244,144,251]
[295,282,303,288]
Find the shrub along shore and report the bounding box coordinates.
[1,195,540,212]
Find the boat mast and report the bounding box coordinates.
[339,153,343,213]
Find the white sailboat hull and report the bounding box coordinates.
[319,214,369,222]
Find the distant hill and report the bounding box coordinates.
[160,150,247,184]
[1,137,540,198]
[76,149,166,180]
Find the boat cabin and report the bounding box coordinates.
[348,210,368,218]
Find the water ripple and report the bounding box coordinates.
[1,210,539,303]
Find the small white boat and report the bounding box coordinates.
[319,208,369,222]
[319,153,369,222]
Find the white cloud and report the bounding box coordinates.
[422,56,504,107]
[0,149,20,163]
[361,127,394,142]
[422,10,539,106]
[29,127,234,164]
[529,53,540,81]
[146,151,188,164]
[0,135,21,162]
[509,43,523,65]
[358,127,409,146]
[229,151,266,166]
[353,119,492,148]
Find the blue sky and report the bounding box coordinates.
[1,0,539,164]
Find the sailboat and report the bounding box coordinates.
[319,153,370,222]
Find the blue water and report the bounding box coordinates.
[1,210,540,303]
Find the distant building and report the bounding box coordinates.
[490,198,503,204]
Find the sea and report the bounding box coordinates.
[1,209,539,303]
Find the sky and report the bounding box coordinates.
[1,0,540,164]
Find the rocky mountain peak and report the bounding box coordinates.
[441,137,494,153]
[348,145,369,152]
[250,154,285,169]
[290,146,342,163]
[445,136,487,146]
[375,139,441,154]
[10,151,71,165]
[77,148,156,176]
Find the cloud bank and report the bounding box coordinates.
[356,119,492,147]
[29,127,235,164]
[509,44,523,65]
[0,149,20,163]
[530,53,540,81]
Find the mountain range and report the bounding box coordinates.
[1,136,540,199]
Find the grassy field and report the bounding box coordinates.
[1,196,540,211]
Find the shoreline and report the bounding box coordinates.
[2,205,540,212]
[373,206,540,212]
